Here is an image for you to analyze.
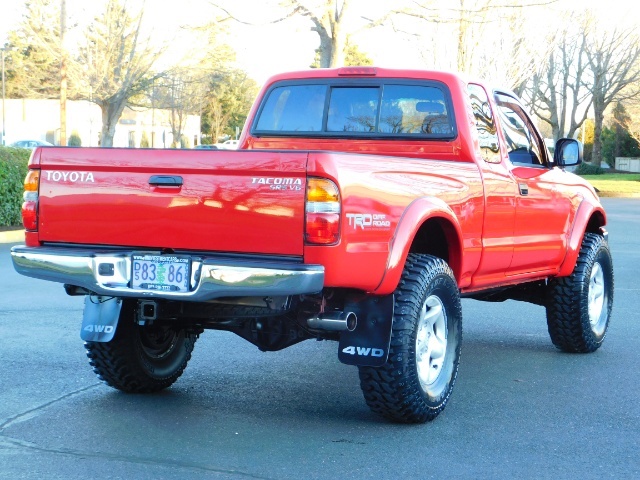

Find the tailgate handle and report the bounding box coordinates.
[149,175,183,187]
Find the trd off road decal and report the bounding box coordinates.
[346,213,391,230]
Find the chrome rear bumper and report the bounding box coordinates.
[11,246,324,301]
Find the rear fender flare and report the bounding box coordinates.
[373,197,463,295]
[557,200,607,277]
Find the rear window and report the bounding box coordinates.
[254,81,455,139]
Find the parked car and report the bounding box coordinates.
[216,139,239,149]
[194,144,218,149]
[10,140,54,149]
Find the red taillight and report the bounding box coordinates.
[22,169,40,231]
[306,213,340,244]
[305,178,340,245]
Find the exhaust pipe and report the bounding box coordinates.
[307,311,357,332]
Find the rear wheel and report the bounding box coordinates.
[358,254,462,423]
[85,300,198,392]
[546,233,614,352]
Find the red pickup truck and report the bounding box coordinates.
[11,67,613,423]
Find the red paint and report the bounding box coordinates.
[36,148,308,255]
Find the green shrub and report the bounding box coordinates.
[68,131,82,147]
[0,147,30,226]
[575,162,605,176]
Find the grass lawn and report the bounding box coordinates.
[580,174,640,197]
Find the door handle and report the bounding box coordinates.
[518,182,528,195]
[149,175,183,187]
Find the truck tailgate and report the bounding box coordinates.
[35,148,308,256]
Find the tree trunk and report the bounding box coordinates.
[170,108,185,148]
[329,20,346,67]
[99,100,126,147]
[329,35,345,67]
[457,0,469,73]
[546,55,561,141]
[318,29,333,68]
[614,120,622,159]
[59,0,67,146]
[591,95,605,167]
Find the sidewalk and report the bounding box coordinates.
[0,229,24,244]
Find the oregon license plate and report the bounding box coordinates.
[131,254,190,292]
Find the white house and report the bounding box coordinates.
[1,98,201,148]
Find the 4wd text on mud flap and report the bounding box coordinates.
[83,324,114,334]
[341,346,385,357]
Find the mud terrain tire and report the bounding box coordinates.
[85,300,198,392]
[546,233,614,353]
[358,254,462,423]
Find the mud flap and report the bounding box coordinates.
[80,296,122,342]
[338,294,394,367]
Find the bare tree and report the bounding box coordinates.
[74,0,162,147]
[583,14,640,166]
[396,0,556,87]
[154,71,209,147]
[524,21,592,141]
[212,0,393,68]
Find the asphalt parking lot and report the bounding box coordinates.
[1,198,638,479]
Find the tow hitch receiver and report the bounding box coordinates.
[80,296,122,342]
[338,294,394,367]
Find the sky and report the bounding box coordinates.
[0,0,321,85]
[1,0,638,87]
[0,0,459,84]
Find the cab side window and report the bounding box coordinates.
[467,84,500,164]
[494,94,544,166]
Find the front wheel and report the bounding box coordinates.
[85,300,198,393]
[358,254,462,423]
[546,233,614,353]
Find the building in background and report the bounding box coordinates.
[615,157,640,172]
[1,99,201,148]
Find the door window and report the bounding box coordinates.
[494,94,544,166]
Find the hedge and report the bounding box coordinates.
[574,162,605,175]
[0,147,30,226]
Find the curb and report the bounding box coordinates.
[0,229,24,244]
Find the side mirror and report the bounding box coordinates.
[554,138,583,167]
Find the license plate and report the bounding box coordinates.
[131,254,190,292]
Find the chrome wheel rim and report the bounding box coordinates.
[416,295,448,391]
[588,262,607,335]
